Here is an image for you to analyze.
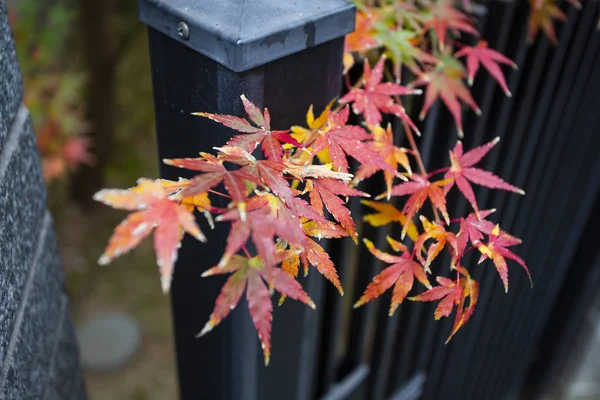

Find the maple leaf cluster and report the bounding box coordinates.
[354,137,530,342]
[97,86,529,358]
[96,0,537,363]
[344,0,584,137]
[96,90,422,364]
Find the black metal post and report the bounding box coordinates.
[136,1,355,398]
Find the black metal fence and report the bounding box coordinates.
[138,0,600,399]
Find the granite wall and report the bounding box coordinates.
[0,1,86,398]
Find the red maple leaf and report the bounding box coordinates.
[354,124,412,199]
[355,238,431,316]
[245,160,294,201]
[410,266,478,342]
[164,152,259,202]
[454,209,522,263]
[208,146,302,216]
[455,209,496,257]
[312,106,404,176]
[213,147,352,224]
[473,224,532,293]
[412,66,481,137]
[94,179,206,293]
[339,55,421,127]
[423,3,478,50]
[216,196,306,269]
[195,95,300,161]
[455,41,517,96]
[306,178,368,242]
[444,138,525,216]
[412,276,462,319]
[198,255,315,365]
[388,173,451,239]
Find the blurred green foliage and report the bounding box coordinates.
[10,0,90,183]
[8,0,156,189]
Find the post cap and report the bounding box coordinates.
[137,0,356,72]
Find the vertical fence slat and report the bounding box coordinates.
[482,19,600,398]
[411,4,492,387]
[503,98,600,400]
[433,3,517,395]
[476,11,599,397]
[321,195,365,392]
[461,33,553,400]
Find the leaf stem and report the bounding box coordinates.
[404,120,441,223]
[345,72,353,91]
[383,66,441,223]
[208,189,232,199]
[332,73,364,114]
[242,245,252,258]
[403,121,427,176]
[427,167,450,178]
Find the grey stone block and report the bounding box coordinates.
[0,1,23,150]
[43,316,87,400]
[0,107,46,362]
[0,14,85,397]
[0,215,65,400]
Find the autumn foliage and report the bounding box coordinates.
[93,0,569,365]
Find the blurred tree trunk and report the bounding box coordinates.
[70,0,116,206]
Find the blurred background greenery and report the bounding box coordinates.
[8,0,176,398]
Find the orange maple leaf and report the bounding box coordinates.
[473,224,532,292]
[199,255,315,365]
[386,174,451,239]
[355,238,431,316]
[94,179,206,293]
[410,266,479,342]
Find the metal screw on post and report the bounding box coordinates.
[177,22,189,40]
[137,1,355,399]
